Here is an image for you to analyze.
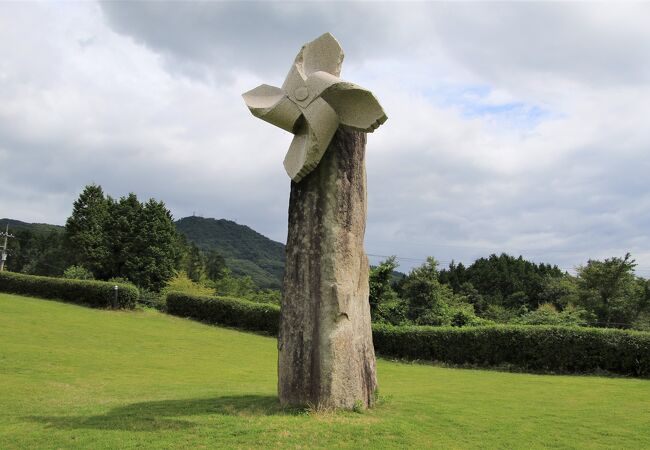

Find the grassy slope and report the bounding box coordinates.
[1,293,649,449]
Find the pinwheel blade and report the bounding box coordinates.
[283,98,339,182]
[306,72,387,132]
[295,32,344,78]
[323,86,387,132]
[242,84,302,133]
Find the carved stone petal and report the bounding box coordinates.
[283,97,339,182]
[307,72,387,132]
[294,32,344,78]
[242,84,303,133]
[282,65,307,99]
[304,70,340,102]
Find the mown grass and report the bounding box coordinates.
[1,292,649,449]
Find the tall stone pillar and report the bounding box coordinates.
[279,128,377,409]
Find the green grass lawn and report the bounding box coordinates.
[1,293,649,449]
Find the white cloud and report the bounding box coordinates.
[1,2,650,276]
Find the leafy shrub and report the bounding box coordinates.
[514,303,593,326]
[482,304,519,323]
[166,291,279,335]
[372,324,650,377]
[107,277,132,285]
[247,289,282,305]
[211,271,256,298]
[62,265,94,280]
[448,304,494,327]
[138,288,166,310]
[0,271,137,309]
[632,311,650,331]
[375,298,409,325]
[162,272,215,297]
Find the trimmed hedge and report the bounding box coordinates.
[0,271,138,309]
[372,324,650,377]
[166,291,280,335]
[164,291,650,377]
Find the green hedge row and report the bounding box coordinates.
[166,291,280,335]
[164,292,650,377]
[0,271,138,309]
[372,324,650,377]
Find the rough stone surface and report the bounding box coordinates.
[279,127,378,409]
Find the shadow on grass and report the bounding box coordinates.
[28,394,286,432]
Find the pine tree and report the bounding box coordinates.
[205,250,226,281]
[110,195,180,291]
[186,242,206,282]
[65,186,183,291]
[64,184,110,278]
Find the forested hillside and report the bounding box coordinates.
[175,216,285,289]
[0,218,66,276]
[0,214,286,289]
[0,218,63,235]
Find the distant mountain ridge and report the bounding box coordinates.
[175,216,285,289]
[0,218,63,235]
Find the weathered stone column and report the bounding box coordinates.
[279,127,377,409]
[242,32,386,410]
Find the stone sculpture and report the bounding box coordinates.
[242,32,386,182]
[243,33,387,410]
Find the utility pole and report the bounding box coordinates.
[0,223,14,272]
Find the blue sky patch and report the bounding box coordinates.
[426,84,549,129]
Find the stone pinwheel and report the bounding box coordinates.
[242,33,387,182]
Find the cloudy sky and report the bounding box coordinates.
[1,2,649,275]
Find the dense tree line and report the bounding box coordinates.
[4,228,68,276]
[64,185,185,291]
[6,185,650,330]
[6,184,232,293]
[370,253,650,331]
[439,254,563,312]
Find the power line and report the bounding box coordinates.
[175,236,650,273]
[187,237,650,265]
[192,236,650,262]
[365,252,650,275]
